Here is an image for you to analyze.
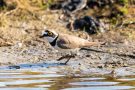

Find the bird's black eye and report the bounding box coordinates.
[48,32,52,36]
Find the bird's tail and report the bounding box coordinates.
[83,41,105,47]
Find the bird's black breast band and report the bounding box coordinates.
[50,35,59,46]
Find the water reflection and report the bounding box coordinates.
[0,88,46,90]
[0,68,134,90]
[63,86,134,90]
[0,63,65,70]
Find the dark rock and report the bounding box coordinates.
[49,2,62,10]
[50,0,87,16]
[0,0,6,7]
[87,0,114,8]
[67,16,105,34]
[62,0,87,13]
[86,54,90,57]
[98,64,104,68]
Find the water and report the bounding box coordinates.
[0,64,134,90]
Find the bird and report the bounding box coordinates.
[40,29,103,64]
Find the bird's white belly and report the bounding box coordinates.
[53,44,68,51]
[53,44,80,55]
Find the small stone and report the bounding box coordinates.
[86,54,90,57]
[97,64,104,68]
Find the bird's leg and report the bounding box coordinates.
[64,56,72,65]
[57,54,75,64]
[57,54,72,61]
[64,55,75,64]
[57,55,68,61]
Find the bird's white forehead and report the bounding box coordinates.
[42,30,47,35]
[42,30,58,36]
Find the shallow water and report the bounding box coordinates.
[0,63,134,90]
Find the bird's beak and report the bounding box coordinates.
[39,35,44,38]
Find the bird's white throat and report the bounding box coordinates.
[45,36,56,43]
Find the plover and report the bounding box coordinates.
[40,29,103,64]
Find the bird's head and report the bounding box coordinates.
[40,30,58,43]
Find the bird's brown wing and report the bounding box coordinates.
[57,33,102,49]
[57,37,71,49]
[57,34,85,49]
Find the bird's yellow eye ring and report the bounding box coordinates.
[48,32,52,35]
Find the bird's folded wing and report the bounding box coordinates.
[57,34,81,49]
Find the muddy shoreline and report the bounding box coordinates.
[0,39,135,76]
